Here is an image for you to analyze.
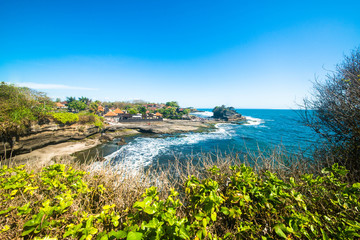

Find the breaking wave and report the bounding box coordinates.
[86,110,318,174]
[190,111,213,118]
[243,116,264,126]
[103,123,235,171]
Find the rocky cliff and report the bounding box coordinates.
[0,119,211,158]
[1,123,100,157]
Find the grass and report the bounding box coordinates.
[1,148,359,239]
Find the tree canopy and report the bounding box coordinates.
[165,101,179,108]
[302,47,360,176]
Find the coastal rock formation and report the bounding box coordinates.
[1,119,212,159]
[108,119,209,134]
[116,138,126,145]
[99,134,114,143]
[0,123,100,157]
[212,105,244,121]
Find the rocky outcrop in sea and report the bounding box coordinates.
[212,105,244,121]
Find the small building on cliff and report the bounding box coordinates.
[104,111,118,122]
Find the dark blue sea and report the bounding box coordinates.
[77,109,319,170]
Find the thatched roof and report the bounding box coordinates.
[55,102,65,108]
[114,108,124,114]
[104,111,118,117]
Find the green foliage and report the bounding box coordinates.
[89,101,100,114]
[68,100,87,112]
[50,112,104,128]
[185,176,224,239]
[0,164,90,239]
[0,82,53,136]
[183,109,190,115]
[79,96,91,105]
[78,112,104,129]
[158,105,191,119]
[124,186,190,239]
[128,108,138,115]
[51,112,79,125]
[165,101,179,108]
[158,107,177,119]
[66,96,91,112]
[1,163,359,239]
[138,106,147,118]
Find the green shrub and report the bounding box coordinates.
[94,116,104,129]
[78,112,96,124]
[1,163,359,239]
[49,112,104,128]
[77,112,104,129]
[51,112,79,125]
[0,82,53,136]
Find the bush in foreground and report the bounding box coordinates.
[1,161,359,240]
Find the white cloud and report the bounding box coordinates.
[15,82,97,91]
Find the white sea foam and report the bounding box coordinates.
[102,123,235,172]
[243,116,264,126]
[190,111,213,118]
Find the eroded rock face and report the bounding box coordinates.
[111,120,208,134]
[1,123,100,157]
[0,120,211,158]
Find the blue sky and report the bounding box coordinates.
[1,0,359,108]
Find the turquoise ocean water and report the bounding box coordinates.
[76,109,318,171]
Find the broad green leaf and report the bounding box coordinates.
[144,206,156,215]
[274,224,287,239]
[220,207,230,215]
[179,226,190,239]
[100,234,109,240]
[133,201,144,210]
[22,227,35,236]
[89,227,98,235]
[109,230,127,239]
[127,231,143,240]
[211,211,217,221]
